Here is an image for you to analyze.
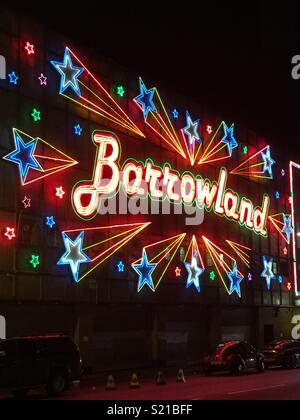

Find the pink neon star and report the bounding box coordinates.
[283,247,288,256]
[22,196,31,209]
[25,42,35,55]
[56,187,65,199]
[38,73,47,86]
[175,267,181,277]
[5,227,16,240]
[207,125,213,134]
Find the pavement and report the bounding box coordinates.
[2,367,300,400]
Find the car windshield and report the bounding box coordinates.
[213,341,240,356]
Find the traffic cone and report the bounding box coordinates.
[105,375,117,391]
[156,371,166,386]
[130,373,140,389]
[176,369,186,383]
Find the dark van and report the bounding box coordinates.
[0,335,82,398]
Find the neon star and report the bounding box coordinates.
[210,271,216,281]
[22,196,31,208]
[25,42,35,55]
[57,232,91,283]
[117,261,125,272]
[51,48,84,96]
[248,273,253,281]
[185,257,204,293]
[207,125,213,134]
[261,147,275,178]
[175,267,181,277]
[227,262,243,298]
[31,108,41,122]
[172,109,179,119]
[46,216,56,229]
[38,73,47,86]
[221,122,238,156]
[132,249,157,293]
[135,77,157,121]
[283,247,288,256]
[4,227,16,240]
[278,275,283,284]
[3,131,42,185]
[56,187,65,199]
[117,86,125,97]
[282,215,293,244]
[281,169,286,177]
[275,192,280,200]
[30,255,40,269]
[261,256,276,290]
[184,111,201,146]
[8,71,18,85]
[74,124,82,136]
[243,145,248,155]
[287,282,292,291]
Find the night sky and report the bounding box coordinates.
[10,2,300,157]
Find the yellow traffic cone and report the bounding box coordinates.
[176,369,186,383]
[105,375,117,391]
[130,373,140,389]
[156,371,166,386]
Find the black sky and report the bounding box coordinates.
[11,2,300,155]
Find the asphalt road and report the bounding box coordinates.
[2,368,300,400]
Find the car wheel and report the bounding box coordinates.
[232,360,244,375]
[46,372,67,396]
[258,358,265,373]
[290,353,299,369]
[12,389,28,399]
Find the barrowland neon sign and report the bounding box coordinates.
[72,131,270,237]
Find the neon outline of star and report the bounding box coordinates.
[185,257,204,293]
[261,256,276,290]
[282,214,293,244]
[132,249,157,293]
[207,125,213,134]
[30,255,40,269]
[46,216,56,229]
[74,124,83,136]
[135,77,157,121]
[172,109,179,119]
[3,131,43,185]
[183,111,201,146]
[210,271,216,281]
[221,122,238,156]
[227,261,243,298]
[56,187,65,199]
[25,42,35,55]
[38,73,47,86]
[248,273,253,281]
[117,261,125,272]
[175,267,181,277]
[8,71,18,85]
[51,48,84,97]
[22,196,31,208]
[57,232,91,283]
[261,147,276,178]
[4,227,16,240]
[31,108,41,122]
[117,86,125,97]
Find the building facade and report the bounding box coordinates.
[0,11,299,371]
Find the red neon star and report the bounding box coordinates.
[5,227,16,240]
[56,186,65,199]
[283,247,288,256]
[287,282,292,291]
[25,42,35,55]
[207,125,213,135]
[175,267,181,277]
[22,196,31,209]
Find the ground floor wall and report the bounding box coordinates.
[0,303,298,372]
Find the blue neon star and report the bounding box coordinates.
[261,256,276,290]
[261,147,275,178]
[172,109,179,119]
[46,216,56,229]
[57,232,91,283]
[275,191,280,200]
[132,249,157,292]
[185,257,204,293]
[184,111,201,146]
[282,214,293,244]
[8,71,19,85]
[117,261,125,273]
[221,122,238,156]
[74,124,83,136]
[3,131,43,185]
[227,261,243,298]
[51,48,84,97]
[135,77,157,121]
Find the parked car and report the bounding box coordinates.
[0,335,82,398]
[263,339,300,369]
[202,341,265,376]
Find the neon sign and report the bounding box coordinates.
[72,131,270,236]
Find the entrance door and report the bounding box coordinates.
[264,324,274,346]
